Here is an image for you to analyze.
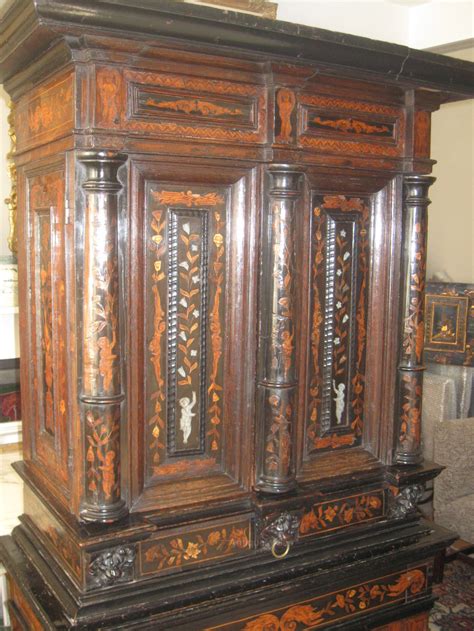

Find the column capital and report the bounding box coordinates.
[403,175,436,206]
[78,150,127,193]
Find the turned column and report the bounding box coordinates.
[394,175,435,465]
[256,166,303,494]
[78,150,128,522]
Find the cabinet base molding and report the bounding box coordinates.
[0,516,453,629]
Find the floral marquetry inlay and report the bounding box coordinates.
[37,212,54,435]
[299,491,385,536]
[306,195,370,454]
[85,408,121,504]
[209,566,428,630]
[82,204,120,397]
[28,169,69,485]
[265,393,292,475]
[171,213,206,452]
[96,68,123,126]
[140,520,251,576]
[146,185,227,479]
[398,373,423,452]
[395,175,435,465]
[402,217,428,364]
[16,74,73,150]
[152,190,224,208]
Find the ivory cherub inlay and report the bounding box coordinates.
[179,391,197,444]
[333,380,346,425]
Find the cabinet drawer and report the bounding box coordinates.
[138,516,253,578]
[297,92,405,158]
[94,66,267,145]
[206,564,430,630]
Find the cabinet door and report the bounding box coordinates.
[297,172,400,481]
[128,159,258,511]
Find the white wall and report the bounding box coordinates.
[427,45,474,283]
[277,1,411,45]
[409,2,473,49]
[277,0,474,49]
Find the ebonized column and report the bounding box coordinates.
[394,175,435,465]
[256,166,303,494]
[78,150,128,522]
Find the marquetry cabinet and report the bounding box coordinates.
[1,1,473,629]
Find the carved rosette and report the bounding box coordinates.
[394,176,435,465]
[88,545,136,587]
[388,484,425,520]
[78,150,128,523]
[256,167,303,494]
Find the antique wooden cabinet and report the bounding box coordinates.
[1,1,474,629]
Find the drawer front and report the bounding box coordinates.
[138,516,252,578]
[206,564,430,630]
[299,489,386,538]
[94,66,267,145]
[297,93,404,157]
[273,86,405,158]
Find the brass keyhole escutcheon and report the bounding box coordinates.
[271,540,290,559]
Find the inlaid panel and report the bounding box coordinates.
[299,94,404,156]
[94,67,266,144]
[132,84,256,127]
[146,186,226,475]
[139,517,251,577]
[36,210,54,435]
[15,73,73,152]
[306,194,370,454]
[299,490,385,537]
[208,564,430,630]
[27,166,70,492]
[129,160,257,509]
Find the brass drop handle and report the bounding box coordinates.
[271,539,291,559]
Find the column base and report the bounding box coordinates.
[79,500,128,524]
[394,452,424,466]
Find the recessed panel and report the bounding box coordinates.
[145,185,227,479]
[298,94,404,157]
[28,168,69,491]
[306,195,370,454]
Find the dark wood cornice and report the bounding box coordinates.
[1,0,474,100]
